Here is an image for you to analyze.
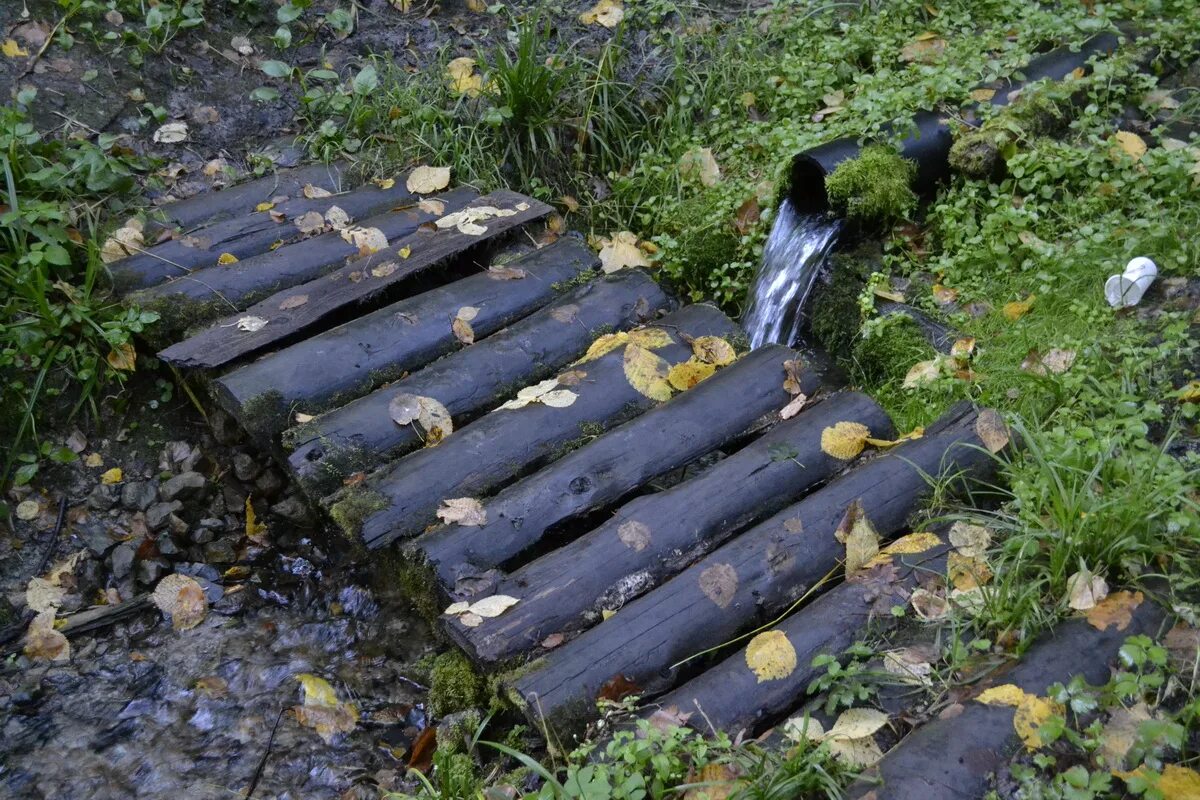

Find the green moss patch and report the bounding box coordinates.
[429,650,488,717]
[328,486,388,539]
[825,145,918,227]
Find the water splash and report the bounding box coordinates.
[742,199,842,349]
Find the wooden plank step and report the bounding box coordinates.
[110,174,420,293]
[282,269,671,499]
[506,404,1006,738]
[211,237,600,445]
[333,303,742,549]
[847,596,1165,799]
[443,391,893,665]
[148,161,350,231]
[132,186,480,343]
[416,344,832,609]
[645,540,952,737]
[157,190,551,369]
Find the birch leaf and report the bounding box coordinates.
[236,316,268,332]
[948,522,992,558]
[598,231,649,273]
[302,184,333,199]
[579,0,624,28]
[468,594,520,618]
[1065,567,1109,611]
[667,358,716,391]
[678,147,721,187]
[821,421,870,460]
[690,336,736,366]
[452,317,475,345]
[578,332,629,363]
[24,611,70,662]
[152,573,209,630]
[835,499,879,575]
[745,630,796,682]
[340,226,388,254]
[623,344,674,401]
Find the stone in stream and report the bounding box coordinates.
[160,471,207,503]
[120,480,159,512]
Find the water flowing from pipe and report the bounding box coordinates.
[742,199,842,349]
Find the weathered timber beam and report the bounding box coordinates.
[337,304,743,549]
[111,175,419,293]
[849,596,1166,799]
[157,190,552,369]
[647,543,952,738]
[147,162,350,231]
[419,344,829,607]
[446,391,893,665]
[508,404,1006,738]
[212,237,600,444]
[132,186,480,343]
[282,269,671,498]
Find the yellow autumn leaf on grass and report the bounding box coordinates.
[948,551,992,590]
[821,421,870,460]
[678,147,721,187]
[745,630,796,682]
[580,0,624,28]
[1112,131,1148,161]
[106,342,137,371]
[446,57,484,97]
[1115,764,1200,799]
[597,231,650,273]
[1002,293,1036,321]
[667,358,716,391]
[624,344,675,401]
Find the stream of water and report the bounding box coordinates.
[742,199,842,349]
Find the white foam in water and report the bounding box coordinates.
[742,199,842,349]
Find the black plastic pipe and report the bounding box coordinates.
[787,32,1121,214]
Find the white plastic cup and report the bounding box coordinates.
[1105,257,1157,308]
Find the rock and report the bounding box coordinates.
[87,483,120,511]
[232,452,260,482]
[160,471,206,503]
[77,519,120,557]
[145,501,183,530]
[191,525,216,545]
[254,468,286,500]
[157,535,182,558]
[135,558,169,586]
[168,514,189,537]
[209,409,243,446]
[270,495,313,526]
[120,480,158,512]
[159,440,201,474]
[110,544,135,580]
[203,538,238,564]
[221,483,246,511]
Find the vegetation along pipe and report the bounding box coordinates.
[786,32,1121,215]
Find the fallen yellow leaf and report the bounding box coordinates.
[821,421,870,460]
[745,630,796,682]
[623,344,674,402]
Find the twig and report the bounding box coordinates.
[246,707,286,798]
[17,9,73,81]
[33,495,68,578]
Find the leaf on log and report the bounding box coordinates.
[835,499,879,575]
[745,630,796,682]
[452,317,475,345]
[698,563,738,608]
[407,165,451,194]
[1065,567,1109,611]
[279,294,309,310]
[324,205,351,230]
[236,316,268,332]
[974,408,1009,452]
[1085,590,1143,631]
[617,519,651,552]
[690,335,736,366]
[623,344,674,402]
[821,421,870,460]
[437,497,487,527]
[780,393,807,420]
[667,358,716,391]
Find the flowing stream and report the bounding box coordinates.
[742,199,842,349]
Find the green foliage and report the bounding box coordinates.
[428,650,488,717]
[61,0,206,62]
[824,146,917,227]
[807,642,881,715]
[0,107,157,492]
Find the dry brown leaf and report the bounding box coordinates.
[690,336,736,366]
[1086,590,1143,631]
[1113,131,1148,161]
[617,519,651,552]
[388,394,453,442]
[407,165,452,193]
[24,611,70,662]
[1065,567,1109,611]
[106,342,137,372]
[745,630,796,682]
[294,210,326,234]
[101,219,145,263]
[975,408,1010,453]
[152,573,208,630]
[910,587,949,620]
[418,198,446,215]
[948,551,992,590]
[835,499,880,575]
[303,184,333,199]
[780,393,807,420]
[699,563,738,608]
[437,497,487,527]
[452,317,475,345]
[340,226,388,254]
[904,358,942,388]
[948,521,991,558]
[1041,348,1076,374]
[734,196,761,236]
[678,147,721,187]
[324,205,351,230]
[782,359,805,394]
[467,594,519,618]
[279,294,309,310]
[623,344,675,402]
[900,36,946,63]
[1100,702,1152,766]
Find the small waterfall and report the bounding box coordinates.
[742,199,842,349]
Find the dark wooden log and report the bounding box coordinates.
[849,597,1166,799]
[420,345,832,607]
[158,190,552,370]
[110,177,419,293]
[283,269,671,498]
[646,543,953,737]
[212,237,600,444]
[336,304,743,549]
[132,186,480,342]
[445,391,893,664]
[508,404,1007,738]
[148,162,351,231]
